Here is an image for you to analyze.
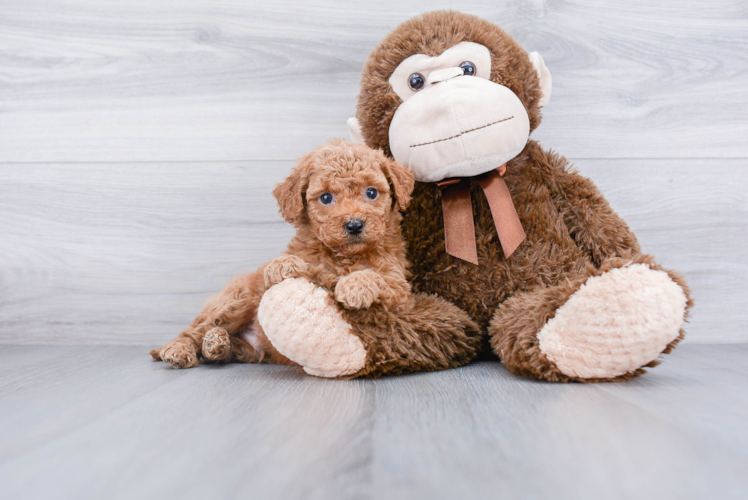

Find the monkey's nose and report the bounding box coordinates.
[344,219,365,235]
[427,66,465,85]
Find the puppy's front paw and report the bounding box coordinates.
[335,270,383,309]
[264,255,308,288]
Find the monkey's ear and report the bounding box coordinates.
[528,52,552,108]
[273,155,312,224]
[347,117,365,144]
[381,157,415,211]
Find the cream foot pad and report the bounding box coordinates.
[258,278,366,378]
[538,264,687,379]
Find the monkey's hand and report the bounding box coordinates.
[264,255,309,288]
[334,270,385,310]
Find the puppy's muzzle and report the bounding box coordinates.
[344,219,365,236]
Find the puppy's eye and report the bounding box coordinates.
[408,73,425,91]
[459,61,476,76]
[365,187,378,200]
[319,192,334,205]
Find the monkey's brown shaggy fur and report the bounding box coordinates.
[151,141,481,376]
[352,11,693,382]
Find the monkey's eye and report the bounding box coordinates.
[408,73,425,91]
[365,187,379,200]
[460,61,476,76]
[319,192,334,205]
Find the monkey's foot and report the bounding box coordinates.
[537,264,688,379]
[258,278,367,378]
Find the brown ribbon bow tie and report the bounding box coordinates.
[436,164,526,265]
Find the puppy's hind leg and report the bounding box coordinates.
[150,337,200,369]
[150,269,267,369]
[202,327,233,363]
[202,321,296,366]
[232,320,296,366]
[202,326,267,364]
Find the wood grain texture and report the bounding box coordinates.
[0,1,746,345]
[0,0,746,162]
[0,161,294,344]
[0,158,745,345]
[0,344,746,499]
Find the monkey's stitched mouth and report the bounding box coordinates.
[409,116,514,148]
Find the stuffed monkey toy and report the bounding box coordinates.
[258,10,692,381]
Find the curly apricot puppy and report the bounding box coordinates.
[151,140,481,376]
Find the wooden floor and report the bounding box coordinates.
[0,344,746,500]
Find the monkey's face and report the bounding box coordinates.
[354,12,552,183]
[388,42,538,182]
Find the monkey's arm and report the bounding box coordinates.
[540,147,641,265]
[258,277,481,379]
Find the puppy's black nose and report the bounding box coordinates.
[344,219,365,235]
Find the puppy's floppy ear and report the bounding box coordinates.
[273,153,312,224]
[381,157,414,211]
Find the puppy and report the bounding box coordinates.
[150,140,415,369]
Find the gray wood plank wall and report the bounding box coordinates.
[1,0,746,344]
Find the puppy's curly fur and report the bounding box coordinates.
[151,140,460,371]
[267,140,415,313]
